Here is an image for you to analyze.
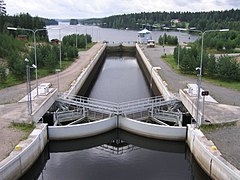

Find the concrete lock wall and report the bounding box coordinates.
[67,44,107,96]
[187,125,240,180]
[32,89,58,123]
[0,124,48,180]
[136,44,173,100]
[179,89,202,122]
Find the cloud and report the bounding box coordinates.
[5,0,240,19]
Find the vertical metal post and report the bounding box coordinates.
[59,29,62,69]
[177,29,181,69]
[56,69,60,92]
[85,27,88,49]
[26,62,30,115]
[75,26,78,48]
[196,32,204,127]
[33,31,39,97]
[202,95,206,125]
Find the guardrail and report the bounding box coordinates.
[56,93,180,118]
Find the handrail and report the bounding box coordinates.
[57,94,180,116]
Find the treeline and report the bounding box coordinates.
[173,45,240,81]
[83,9,240,31]
[62,34,92,49]
[200,31,240,52]
[158,33,178,45]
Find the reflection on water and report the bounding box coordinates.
[20,130,210,180]
[89,56,152,103]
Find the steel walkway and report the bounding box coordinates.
[56,93,179,115]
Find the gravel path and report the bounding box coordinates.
[143,45,240,170]
[0,43,103,161]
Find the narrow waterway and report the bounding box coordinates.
[21,55,210,180]
[88,56,151,102]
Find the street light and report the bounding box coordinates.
[150,66,161,90]
[47,26,69,69]
[7,27,47,97]
[55,69,61,92]
[189,28,229,126]
[25,58,37,115]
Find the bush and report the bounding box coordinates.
[0,64,7,83]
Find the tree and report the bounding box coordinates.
[217,56,239,81]
[0,64,6,83]
[206,54,217,76]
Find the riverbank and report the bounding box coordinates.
[0,43,104,162]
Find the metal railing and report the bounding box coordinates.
[55,93,181,125]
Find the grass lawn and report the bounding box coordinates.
[162,55,240,91]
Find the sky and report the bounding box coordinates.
[4,0,240,19]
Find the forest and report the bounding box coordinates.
[82,9,240,31]
[0,1,90,86]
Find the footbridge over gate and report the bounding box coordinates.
[54,93,182,127]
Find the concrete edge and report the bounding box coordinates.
[179,89,202,122]
[187,125,240,179]
[136,43,174,100]
[32,89,58,123]
[0,124,48,180]
[67,43,107,96]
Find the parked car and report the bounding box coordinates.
[147,40,155,48]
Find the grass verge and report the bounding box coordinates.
[200,122,236,133]
[10,122,35,140]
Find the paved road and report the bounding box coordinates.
[142,45,240,106]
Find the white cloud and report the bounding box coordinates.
[4,0,240,19]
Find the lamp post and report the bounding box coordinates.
[55,69,61,92]
[150,66,161,90]
[47,26,69,69]
[8,27,47,96]
[25,58,37,115]
[189,28,229,126]
[75,25,82,48]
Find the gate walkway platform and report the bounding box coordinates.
[55,93,182,126]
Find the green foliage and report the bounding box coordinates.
[7,52,26,80]
[158,33,178,45]
[10,122,35,133]
[83,9,240,31]
[202,31,240,52]
[62,33,92,49]
[201,122,236,132]
[217,56,240,81]
[0,64,6,83]
[173,45,240,82]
